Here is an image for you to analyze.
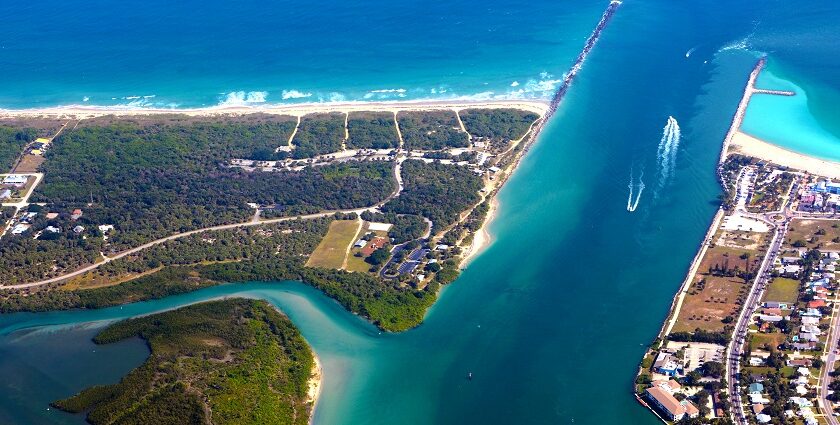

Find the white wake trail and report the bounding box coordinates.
[627,168,635,211]
[628,172,645,212]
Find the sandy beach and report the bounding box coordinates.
[728,131,840,179]
[307,355,322,424]
[459,197,499,269]
[0,99,549,120]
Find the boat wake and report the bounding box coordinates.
[626,168,645,212]
[656,115,681,187]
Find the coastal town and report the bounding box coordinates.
[637,58,840,425]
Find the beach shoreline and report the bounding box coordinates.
[459,197,499,268]
[728,130,840,179]
[0,99,550,119]
[308,354,322,425]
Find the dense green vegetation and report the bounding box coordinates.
[0,117,395,284]
[0,126,36,170]
[0,217,435,331]
[459,108,539,141]
[346,112,400,149]
[397,111,468,150]
[291,113,345,158]
[382,160,482,233]
[360,211,428,244]
[53,299,314,425]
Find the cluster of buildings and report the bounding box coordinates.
[642,342,726,421]
[799,179,840,212]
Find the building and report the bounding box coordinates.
[367,222,393,232]
[73,225,85,234]
[360,237,388,256]
[2,174,28,187]
[0,189,10,200]
[354,239,368,248]
[71,209,83,221]
[652,352,681,376]
[645,387,699,421]
[749,383,764,394]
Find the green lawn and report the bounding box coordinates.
[305,220,360,269]
[762,277,800,304]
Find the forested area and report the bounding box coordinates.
[382,160,482,233]
[0,217,435,331]
[0,126,36,170]
[0,223,104,284]
[27,118,393,250]
[53,299,314,425]
[346,111,400,149]
[291,113,345,158]
[459,108,539,141]
[397,111,469,150]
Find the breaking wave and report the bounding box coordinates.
[218,91,268,106]
[281,90,312,100]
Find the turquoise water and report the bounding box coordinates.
[738,1,840,161]
[1,0,838,424]
[742,69,840,162]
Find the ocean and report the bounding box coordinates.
[1,0,839,424]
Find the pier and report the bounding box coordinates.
[752,88,796,96]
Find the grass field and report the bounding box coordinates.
[672,275,747,333]
[785,219,840,251]
[762,277,800,304]
[305,220,361,269]
[749,332,786,353]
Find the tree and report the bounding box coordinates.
[366,248,390,266]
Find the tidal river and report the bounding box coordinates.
[0,0,835,424]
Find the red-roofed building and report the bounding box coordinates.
[645,387,700,421]
[361,237,388,256]
[808,299,826,309]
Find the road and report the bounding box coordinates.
[725,166,791,424]
[819,297,840,425]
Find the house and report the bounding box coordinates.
[2,174,28,187]
[98,225,115,233]
[787,359,813,367]
[807,299,826,309]
[758,314,784,323]
[73,225,85,234]
[652,352,681,376]
[71,209,83,220]
[435,244,450,251]
[763,308,783,316]
[749,393,770,404]
[0,189,10,200]
[749,383,764,394]
[781,256,801,265]
[799,333,819,343]
[764,301,790,309]
[756,414,771,424]
[45,226,60,233]
[645,387,699,421]
[11,223,30,235]
[354,239,368,248]
[803,308,823,318]
[792,342,816,351]
[752,404,765,415]
[652,379,681,394]
[46,212,59,219]
[750,374,767,383]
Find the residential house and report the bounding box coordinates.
[0,189,10,200]
[749,383,764,394]
[71,209,83,221]
[2,174,27,187]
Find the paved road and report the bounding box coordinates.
[725,167,792,424]
[819,299,840,425]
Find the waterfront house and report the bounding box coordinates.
[645,387,699,421]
